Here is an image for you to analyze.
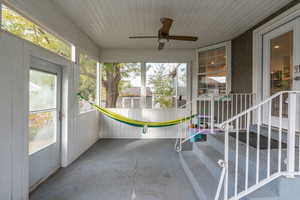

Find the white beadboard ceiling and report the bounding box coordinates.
[52,0,294,49]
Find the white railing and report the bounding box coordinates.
[216,91,300,200]
[175,93,255,152]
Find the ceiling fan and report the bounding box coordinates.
[129,18,198,50]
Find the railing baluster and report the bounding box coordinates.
[222,97,224,123]
[287,93,296,177]
[298,134,300,172]
[278,94,283,173]
[256,106,261,184]
[245,112,250,190]
[242,94,247,128]
[240,94,242,114]
[211,96,215,133]
[224,124,229,200]
[235,119,239,199]
[236,95,238,126]
[267,100,272,177]
[230,95,234,118]
[217,98,220,124]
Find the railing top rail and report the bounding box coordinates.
[220,91,300,127]
[178,93,255,109]
[196,93,254,98]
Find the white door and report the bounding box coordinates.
[29,57,62,190]
[262,18,300,130]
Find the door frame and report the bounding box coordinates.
[261,20,299,129]
[253,3,300,104]
[21,41,74,198]
[29,57,62,190]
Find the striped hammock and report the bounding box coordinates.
[78,93,195,128]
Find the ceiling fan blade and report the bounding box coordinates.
[129,36,158,39]
[159,18,173,35]
[167,35,198,41]
[158,42,165,50]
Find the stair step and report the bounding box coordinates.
[193,143,222,179]
[194,143,278,197]
[250,125,290,145]
[201,134,285,194]
[242,186,279,200]
[179,151,218,200]
[207,134,287,175]
[181,141,193,151]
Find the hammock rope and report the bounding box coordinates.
[78,93,195,128]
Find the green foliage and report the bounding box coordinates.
[147,64,176,108]
[1,5,71,59]
[101,63,141,107]
[79,53,97,103]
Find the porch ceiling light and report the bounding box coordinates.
[274,45,280,49]
[158,38,168,43]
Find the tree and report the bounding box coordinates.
[101,63,140,108]
[147,63,181,108]
[2,5,71,59]
[79,54,97,104]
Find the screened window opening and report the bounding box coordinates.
[100,63,142,108]
[1,4,71,59]
[100,62,187,109]
[146,63,187,109]
[79,53,97,113]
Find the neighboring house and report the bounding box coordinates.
[117,87,153,108]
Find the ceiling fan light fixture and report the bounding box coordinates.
[158,38,168,43]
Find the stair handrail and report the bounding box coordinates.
[219,91,299,129]
[175,93,255,152]
[217,90,300,200]
[214,160,227,200]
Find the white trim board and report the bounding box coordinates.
[253,3,300,103]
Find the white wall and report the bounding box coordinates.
[0,31,100,200]
[69,111,100,163]
[2,0,100,59]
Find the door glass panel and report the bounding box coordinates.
[29,69,58,154]
[270,31,293,117]
[28,111,56,154]
[30,70,57,111]
[198,47,227,95]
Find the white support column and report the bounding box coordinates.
[96,62,100,106]
[287,93,296,177]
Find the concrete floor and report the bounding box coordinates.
[30,139,198,200]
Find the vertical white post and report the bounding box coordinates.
[278,94,283,173]
[96,62,100,106]
[256,106,261,184]
[224,124,229,200]
[245,112,250,190]
[267,100,272,177]
[287,93,296,177]
[234,119,239,199]
[211,96,215,133]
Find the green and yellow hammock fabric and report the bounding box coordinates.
[78,93,195,128]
